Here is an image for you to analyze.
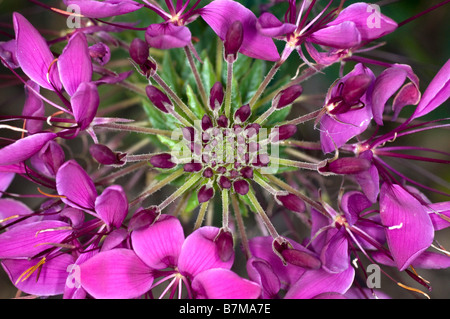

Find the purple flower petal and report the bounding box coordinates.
[200,0,280,61]
[64,0,144,18]
[0,198,37,227]
[373,251,450,270]
[145,23,191,50]
[131,215,185,269]
[340,191,372,225]
[22,81,44,134]
[79,248,153,299]
[0,173,15,199]
[58,32,93,96]
[178,226,234,277]
[427,201,450,231]
[0,220,72,259]
[309,21,361,49]
[246,257,281,299]
[411,59,450,120]
[13,13,61,91]
[95,185,128,228]
[192,268,261,299]
[256,12,297,37]
[353,150,380,203]
[0,39,19,69]
[30,140,65,178]
[320,228,350,273]
[56,160,97,210]
[0,132,57,166]
[379,183,434,271]
[285,266,355,299]
[71,82,99,130]
[2,253,75,296]
[328,2,397,42]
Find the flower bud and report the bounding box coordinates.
[274,84,303,109]
[224,20,243,62]
[341,74,372,106]
[201,114,213,131]
[234,104,251,123]
[270,124,297,142]
[198,184,214,203]
[217,115,229,128]
[240,166,253,179]
[145,85,173,113]
[129,38,149,66]
[150,153,177,169]
[89,42,111,66]
[218,175,232,189]
[233,179,249,195]
[275,193,305,213]
[272,237,321,269]
[209,81,224,111]
[182,127,196,142]
[183,161,203,172]
[128,206,160,232]
[319,157,371,175]
[89,143,126,166]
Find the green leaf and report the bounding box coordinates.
[186,84,205,119]
[240,59,265,104]
[185,190,200,214]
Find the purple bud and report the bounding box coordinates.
[203,167,214,178]
[89,42,111,66]
[146,85,173,113]
[233,179,249,195]
[240,166,253,179]
[319,157,371,175]
[128,206,160,232]
[198,184,214,203]
[89,143,126,166]
[214,228,234,262]
[234,104,251,123]
[224,20,244,62]
[182,127,195,142]
[281,249,321,269]
[201,114,213,131]
[217,115,229,128]
[270,124,297,142]
[244,123,260,138]
[218,175,232,189]
[150,153,177,169]
[34,140,65,176]
[129,38,149,66]
[275,193,305,213]
[209,82,224,111]
[183,162,203,172]
[253,153,270,167]
[341,74,372,105]
[274,84,303,109]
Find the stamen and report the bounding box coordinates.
[397,282,430,299]
[37,187,67,199]
[15,257,46,285]
[0,215,20,224]
[0,124,28,134]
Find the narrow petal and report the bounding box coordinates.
[256,12,297,37]
[309,21,361,49]
[64,0,144,18]
[0,173,15,199]
[58,32,93,96]
[192,268,261,299]
[0,132,57,166]
[145,23,191,50]
[79,249,153,299]
[379,183,434,271]
[56,160,97,210]
[95,185,128,228]
[131,215,185,269]
[411,59,450,120]
[0,220,72,259]
[2,253,74,296]
[353,150,380,203]
[285,266,355,299]
[373,251,450,270]
[200,0,280,61]
[178,226,234,277]
[22,81,44,134]
[71,82,99,130]
[13,13,61,90]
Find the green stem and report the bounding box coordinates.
[271,156,322,170]
[194,202,209,230]
[184,46,209,109]
[222,189,230,230]
[94,122,173,137]
[246,187,279,238]
[158,173,202,211]
[224,61,233,119]
[249,62,281,111]
[231,194,251,259]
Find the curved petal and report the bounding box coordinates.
[56,160,97,210]
[379,183,434,271]
[145,23,191,50]
[178,226,234,277]
[256,12,296,37]
[13,13,61,91]
[0,198,36,227]
[22,80,44,134]
[200,0,280,61]
[131,215,184,269]
[246,257,281,299]
[2,253,74,296]
[64,0,144,18]
[192,268,261,299]
[309,21,361,49]
[58,32,92,96]
[79,249,153,299]
[71,82,99,130]
[95,185,128,228]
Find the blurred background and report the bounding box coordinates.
[0,0,449,299]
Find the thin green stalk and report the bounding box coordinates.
[246,187,279,238]
[194,202,209,230]
[94,122,173,137]
[184,46,209,109]
[224,61,233,119]
[231,194,251,259]
[222,189,229,230]
[158,173,202,211]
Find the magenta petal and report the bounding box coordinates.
[178,226,234,277]
[95,185,128,228]
[328,3,397,41]
[145,23,191,50]
[246,257,281,299]
[80,249,153,299]
[0,132,57,166]
[13,13,61,91]
[56,160,97,210]
[285,266,355,299]
[0,172,15,199]
[22,81,44,134]
[373,251,450,270]
[0,198,35,227]
[256,12,297,37]
[64,0,144,18]
[201,0,280,61]
[379,183,434,271]
[192,268,261,299]
[411,59,450,120]
[2,253,74,296]
[58,32,92,96]
[0,220,72,259]
[71,82,99,130]
[321,228,350,273]
[131,215,185,269]
[427,201,450,230]
[309,21,361,49]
